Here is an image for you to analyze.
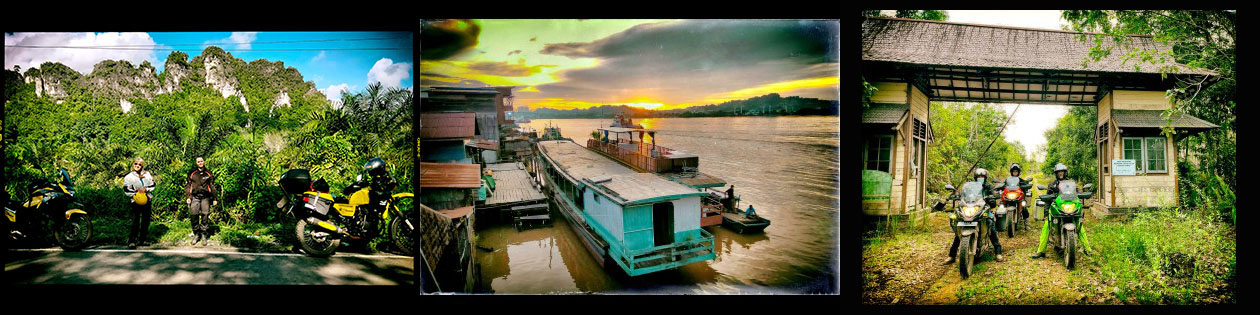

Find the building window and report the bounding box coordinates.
[864,135,893,172]
[1122,136,1167,173]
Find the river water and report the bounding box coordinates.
[475,117,839,294]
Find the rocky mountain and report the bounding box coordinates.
[18,46,329,113]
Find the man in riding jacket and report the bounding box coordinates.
[1031,163,1092,258]
[123,157,157,249]
[1008,163,1032,222]
[943,168,1004,264]
[185,157,217,245]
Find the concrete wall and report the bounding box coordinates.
[1108,134,1178,208]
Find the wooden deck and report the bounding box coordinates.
[483,162,546,207]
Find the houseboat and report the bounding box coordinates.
[536,139,717,276]
[588,126,762,233]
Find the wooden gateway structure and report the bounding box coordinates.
[861,17,1219,216]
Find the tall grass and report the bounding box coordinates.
[1089,207,1235,304]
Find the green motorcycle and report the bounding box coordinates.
[1036,180,1093,269]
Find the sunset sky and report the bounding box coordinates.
[420,19,839,111]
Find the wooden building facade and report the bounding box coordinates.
[860,17,1218,216]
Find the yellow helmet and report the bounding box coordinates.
[133,192,149,205]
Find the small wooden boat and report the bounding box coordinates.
[721,210,770,234]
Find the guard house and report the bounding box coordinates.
[861,17,1218,216]
[861,100,932,216]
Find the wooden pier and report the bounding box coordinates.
[477,162,549,224]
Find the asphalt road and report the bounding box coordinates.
[5,247,415,285]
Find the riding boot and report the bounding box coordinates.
[942,256,956,265]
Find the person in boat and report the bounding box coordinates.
[943,168,1004,264]
[725,185,736,211]
[745,204,757,218]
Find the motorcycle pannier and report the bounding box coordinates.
[279,169,312,194]
[302,191,335,216]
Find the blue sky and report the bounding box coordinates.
[6,31,413,101]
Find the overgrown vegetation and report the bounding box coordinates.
[1089,207,1235,303]
[3,47,413,251]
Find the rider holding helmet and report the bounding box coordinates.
[943,168,1004,264]
[1031,163,1092,258]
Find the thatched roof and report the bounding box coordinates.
[1112,109,1218,129]
[862,17,1212,75]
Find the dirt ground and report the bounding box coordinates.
[863,211,1121,305]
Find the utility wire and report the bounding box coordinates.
[8,36,410,48]
[7,46,406,51]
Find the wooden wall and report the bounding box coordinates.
[1112,90,1171,110]
[865,81,931,216]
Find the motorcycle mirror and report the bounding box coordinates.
[1038,185,1047,190]
[1082,183,1094,190]
[356,174,363,182]
[944,185,955,191]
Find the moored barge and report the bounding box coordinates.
[536,139,717,276]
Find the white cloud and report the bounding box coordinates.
[205,32,258,50]
[5,32,162,75]
[367,58,411,89]
[311,51,327,63]
[321,83,353,108]
[947,10,1068,31]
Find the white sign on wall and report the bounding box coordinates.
[1113,160,1137,176]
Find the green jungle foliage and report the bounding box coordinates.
[925,102,1029,200]
[3,48,413,244]
[1063,10,1235,222]
[1040,106,1098,185]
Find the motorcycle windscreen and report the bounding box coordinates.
[1058,180,1079,202]
[960,181,985,203]
[1004,176,1022,190]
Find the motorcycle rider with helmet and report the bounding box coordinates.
[1031,163,1093,258]
[1008,163,1032,221]
[942,168,1005,264]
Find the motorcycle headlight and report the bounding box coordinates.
[1062,203,1077,214]
[962,206,977,218]
[1006,192,1018,200]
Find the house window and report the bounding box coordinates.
[864,135,893,172]
[1122,137,1167,173]
[911,119,926,179]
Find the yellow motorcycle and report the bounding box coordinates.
[276,158,414,257]
[5,169,92,250]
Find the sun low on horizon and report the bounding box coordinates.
[420,19,839,111]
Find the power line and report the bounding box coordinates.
[7,46,407,51]
[8,36,411,48]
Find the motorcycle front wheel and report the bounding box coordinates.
[54,214,92,251]
[1064,229,1077,270]
[959,234,974,279]
[295,218,340,257]
[388,216,415,256]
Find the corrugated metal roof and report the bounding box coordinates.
[420,162,481,188]
[862,103,908,125]
[862,17,1213,75]
[1112,109,1219,129]
[538,140,704,205]
[420,112,476,139]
